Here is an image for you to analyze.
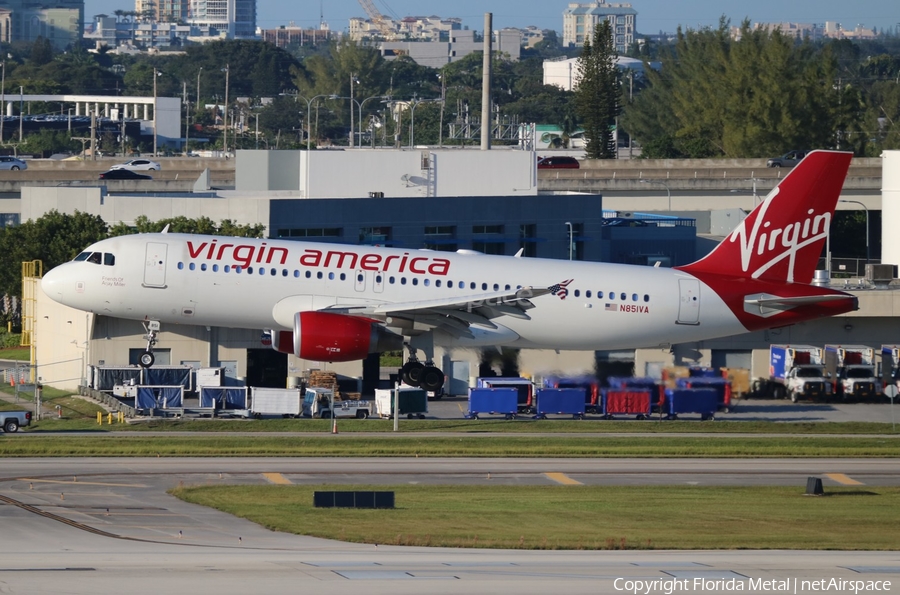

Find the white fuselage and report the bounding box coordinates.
[41,233,746,351]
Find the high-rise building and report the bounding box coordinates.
[188,0,255,38]
[136,0,188,24]
[0,0,83,49]
[562,1,636,53]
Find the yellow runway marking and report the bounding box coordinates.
[825,473,863,486]
[18,478,148,488]
[544,472,582,486]
[263,473,292,485]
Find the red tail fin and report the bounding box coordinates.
[676,150,852,284]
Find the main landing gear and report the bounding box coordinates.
[139,320,160,368]
[399,351,445,393]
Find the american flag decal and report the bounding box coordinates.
[605,303,618,311]
[549,279,574,300]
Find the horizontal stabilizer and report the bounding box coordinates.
[744,293,856,317]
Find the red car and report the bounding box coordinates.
[537,156,580,169]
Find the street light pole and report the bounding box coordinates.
[299,94,338,151]
[640,179,671,212]
[357,95,387,148]
[840,199,870,266]
[221,64,229,156]
[565,221,573,261]
[0,61,5,144]
[349,73,357,147]
[152,67,161,156]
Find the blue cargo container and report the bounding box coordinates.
[467,387,519,419]
[665,388,718,420]
[534,388,586,419]
[476,377,534,412]
[688,366,721,378]
[542,376,598,411]
[676,377,731,412]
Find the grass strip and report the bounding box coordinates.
[2,435,898,457]
[170,484,900,550]
[22,417,900,434]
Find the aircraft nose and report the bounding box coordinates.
[41,265,69,304]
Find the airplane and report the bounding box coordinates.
[41,150,858,393]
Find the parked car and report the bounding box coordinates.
[537,156,580,169]
[0,156,27,170]
[109,159,161,171]
[766,150,808,168]
[99,169,152,180]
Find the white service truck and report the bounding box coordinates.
[302,387,372,419]
[765,344,829,402]
[824,345,878,400]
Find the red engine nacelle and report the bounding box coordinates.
[269,311,402,362]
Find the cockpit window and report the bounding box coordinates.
[104,253,115,266]
[87,252,102,264]
[74,252,91,261]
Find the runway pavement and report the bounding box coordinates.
[1,457,899,594]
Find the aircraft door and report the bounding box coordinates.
[374,271,384,293]
[354,270,366,292]
[677,278,700,325]
[143,242,168,288]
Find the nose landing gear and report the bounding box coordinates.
[139,320,160,368]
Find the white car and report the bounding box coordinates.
[109,159,161,171]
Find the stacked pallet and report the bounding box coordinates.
[307,370,342,399]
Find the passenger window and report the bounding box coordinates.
[189,263,196,271]
[401,277,407,285]
[293,270,299,277]
[482,283,488,290]
[224,265,231,273]
[598,291,603,298]
[424,279,430,286]
[470,282,476,290]
[316,271,323,279]
[632,293,638,301]
[459,281,465,289]
[201,263,207,271]
[609,292,615,300]
[620,293,626,300]
[505,285,511,291]
[586,290,592,298]
[389,276,396,284]
[412,278,418,286]
[493,283,499,291]
[235,266,242,273]
[340,273,346,281]
[305,271,311,278]
[177,262,184,270]
[435,280,441,287]
[574,289,580,297]
[271,268,277,276]
[644,294,650,302]
[328,272,335,280]
[376,275,383,283]
[248,267,254,274]
[282,269,288,277]
[103,253,115,266]
[357,274,364,283]
[213,264,219,272]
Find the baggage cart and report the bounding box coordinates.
[602,389,651,419]
[534,388,586,419]
[466,387,519,419]
[665,388,718,420]
[676,377,732,412]
[543,376,600,412]
[375,387,428,419]
[476,377,534,413]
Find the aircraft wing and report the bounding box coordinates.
[323,286,549,339]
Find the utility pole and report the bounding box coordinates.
[90,110,97,161]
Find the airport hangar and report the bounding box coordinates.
[28,149,900,394]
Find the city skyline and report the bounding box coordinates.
[83,0,898,36]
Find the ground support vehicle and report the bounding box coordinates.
[608,376,663,413]
[542,376,600,412]
[533,388,586,419]
[476,377,535,413]
[880,345,900,401]
[758,345,829,402]
[466,388,519,419]
[824,345,878,400]
[602,389,651,419]
[303,388,372,419]
[0,410,31,432]
[664,388,718,420]
[676,377,732,412]
[253,387,303,417]
[375,387,427,419]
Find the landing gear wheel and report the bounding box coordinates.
[420,366,444,393]
[400,361,425,387]
[139,350,155,368]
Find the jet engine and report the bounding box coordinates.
[269,311,402,362]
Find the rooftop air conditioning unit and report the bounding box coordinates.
[865,264,896,288]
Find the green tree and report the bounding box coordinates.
[0,211,108,299]
[30,36,53,66]
[575,20,620,159]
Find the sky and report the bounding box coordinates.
[85,0,899,36]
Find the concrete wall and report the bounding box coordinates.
[20,187,271,231]
[235,150,300,191]
[288,149,537,198]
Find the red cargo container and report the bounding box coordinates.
[603,389,651,419]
